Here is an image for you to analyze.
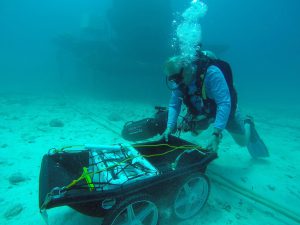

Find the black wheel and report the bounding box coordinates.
[102,194,159,225]
[173,173,210,220]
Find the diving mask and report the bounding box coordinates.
[166,68,184,90]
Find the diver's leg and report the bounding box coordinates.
[229,123,250,146]
[226,109,250,146]
[227,111,269,158]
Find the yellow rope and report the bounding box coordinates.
[58,143,198,152]
[63,143,205,190]
[133,144,197,148]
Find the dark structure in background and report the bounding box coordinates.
[108,0,173,63]
[54,0,173,100]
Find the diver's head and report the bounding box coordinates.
[164,56,195,89]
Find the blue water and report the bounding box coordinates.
[0,0,299,104]
[0,1,299,224]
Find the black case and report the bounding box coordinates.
[121,108,168,141]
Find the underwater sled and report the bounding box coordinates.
[39,136,217,225]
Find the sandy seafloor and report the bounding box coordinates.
[0,93,299,225]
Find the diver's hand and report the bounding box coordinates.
[162,127,172,142]
[206,133,222,153]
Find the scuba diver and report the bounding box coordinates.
[163,50,269,157]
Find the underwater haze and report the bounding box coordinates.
[0,1,300,225]
[0,0,299,104]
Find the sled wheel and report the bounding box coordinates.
[173,173,210,220]
[102,194,159,225]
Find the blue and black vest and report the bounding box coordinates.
[182,57,237,118]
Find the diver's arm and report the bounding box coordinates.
[205,66,231,131]
[167,89,183,131]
